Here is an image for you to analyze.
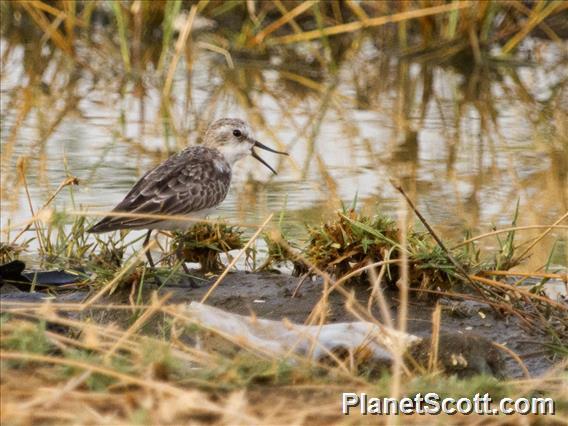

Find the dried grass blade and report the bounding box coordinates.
[163,5,197,97]
[501,1,567,54]
[269,2,472,45]
[252,0,317,45]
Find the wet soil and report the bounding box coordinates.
[159,271,558,378]
[1,270,560,378]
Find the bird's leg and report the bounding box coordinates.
[143,230,156,268]
[175,243,200,289]
[143,230,163,286]
[181,262,200,288]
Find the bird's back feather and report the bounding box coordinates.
[88,146,231,233]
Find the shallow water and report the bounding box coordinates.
[1,28,567,271]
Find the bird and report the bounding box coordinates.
[88,118,288,271]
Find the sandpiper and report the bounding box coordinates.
[88,118,288,268]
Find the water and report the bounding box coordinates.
[1,30,567,271]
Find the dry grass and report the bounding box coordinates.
[1,1,567,424]
[2,200,567,424]
[1,275,566,424]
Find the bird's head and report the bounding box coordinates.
[203,118,288,174]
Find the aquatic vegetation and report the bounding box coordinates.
[304,209,400,280]
[173,223,244,272]
[261,229,291,265]
[0,242,29,264]
[301,208,481,291]
[1,204,566,424]
[1,1,567,423]
[88,235,125,269]
[4,1,566,70]
[258,226,308,274]
[408,238,480,292]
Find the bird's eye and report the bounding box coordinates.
[233,129,242,137]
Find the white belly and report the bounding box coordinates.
[145,208,218,231]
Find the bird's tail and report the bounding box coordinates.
[87,217,120,234]
[88,213,161,233]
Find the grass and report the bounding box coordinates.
[173,222,244,273]
[3,196,566,332]
[303,209,401,280]
[1,195,566,424]
[6,1,566,69]
[1,290,566,423]
[1,1,567,424]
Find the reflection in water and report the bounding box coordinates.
[1,6,566,272]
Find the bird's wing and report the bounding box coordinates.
[88,147,231,232]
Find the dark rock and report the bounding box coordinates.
[406,332,505,378]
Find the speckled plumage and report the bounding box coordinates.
[88,146,232,232]
[88,117,288,272]
[87,115,288,271]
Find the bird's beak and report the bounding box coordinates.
[250,139,288,175]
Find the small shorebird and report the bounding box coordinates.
[88,118,288,269]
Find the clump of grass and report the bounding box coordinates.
[1,318,51,356]
[258,228,307,274]
[262,229,291,265]
[489,201,524,271]
[0,241,29,264]
[302,207,482,290]
[173,223,244,273]
[42,212,95,268]
[303,204,543,289]
[408,238,482,293]
[304,209,400,281]
[88,234,125,269]
[16,211,137,289]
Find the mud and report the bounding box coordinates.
[1,270,560,378]
[157,271,558,378]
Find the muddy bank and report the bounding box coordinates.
[159,271,558,378]
[1,270,560,378]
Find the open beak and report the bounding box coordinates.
[250,140,288,175]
